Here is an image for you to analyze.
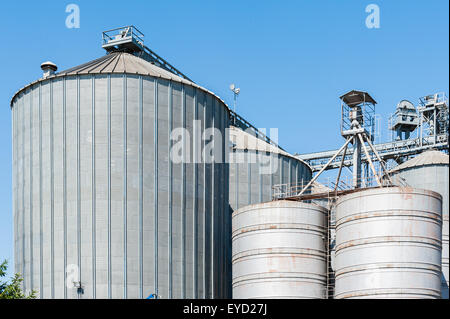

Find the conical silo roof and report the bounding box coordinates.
[390,150,449,173]
[58,51,195,84]
[10,52,228,109]
[229,126,312,169]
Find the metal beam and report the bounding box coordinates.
[334,142,348,191]
[363,133,394,186]
[297,137,354,196]
[297,134,448,172]
[357,133,381,187]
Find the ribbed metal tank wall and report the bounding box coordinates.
[391,162,449,298]
[334,187,442,299]
[232,200,328,299]
[11,58,230,299]
[228,128,312,212]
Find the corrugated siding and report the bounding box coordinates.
[229,150,312,212]
[12,73,231,299]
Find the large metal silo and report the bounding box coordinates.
[334,187,442,299]
[389,151,449,298]
[232,200,328,299]
[228,126,312,211]
[11,52,231,299]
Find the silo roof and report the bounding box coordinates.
[10,52,229,110]
[58,52,194,84]
[229,126,312,170]
[339,90,377,106]
[311,181,332,193]
[390,150,449,173]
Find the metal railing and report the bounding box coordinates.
[341,100,376,141]
[139,45,193,82]
[325,199,336,299]
[101,26,193,82]
[229,109,286,151]
[272,174,409,200]
[102,25,144,46]
[419,92,448,107]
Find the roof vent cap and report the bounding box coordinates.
[41,61,57,78]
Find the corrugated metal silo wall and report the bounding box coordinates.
[229,150,312,211]
[391,164,449,298]
[12,74,230,299]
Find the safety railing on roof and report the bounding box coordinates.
[102,25,144,47]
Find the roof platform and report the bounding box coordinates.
[102,26,145,53]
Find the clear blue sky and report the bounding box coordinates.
[0,1,448,278]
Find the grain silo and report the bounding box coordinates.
[389,150,449,298]
[11,27,231,299]
[228,126,312,211]
[334,187,442,299]
[232,200,328,299]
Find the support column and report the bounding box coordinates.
[352,138,361,188]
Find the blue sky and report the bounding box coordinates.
[0,0,448,278]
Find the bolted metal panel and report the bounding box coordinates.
[334,187,442,299]
[232,200,328,299]
[11,69,231,299]
[390,163,449,298]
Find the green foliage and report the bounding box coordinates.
[0,259,36,299]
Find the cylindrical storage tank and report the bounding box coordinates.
[334,187,442,299]
[227,127,313,299]
[389,151,449,298]
[11,52,231,299]
[229,126,312,211]
[232,200,328,299]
